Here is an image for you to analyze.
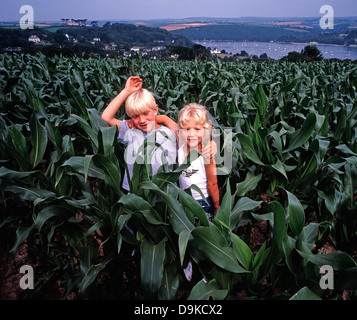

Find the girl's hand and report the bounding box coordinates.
[126,119,134,129]
[124,76,143,94]
[202,140,217,164]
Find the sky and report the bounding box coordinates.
[1,0,357,21]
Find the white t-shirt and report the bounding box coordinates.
[118,120,177,191]
[178,144,209,200]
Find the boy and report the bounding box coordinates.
[101,76,177,192]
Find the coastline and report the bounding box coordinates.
[290,42,356,48]
[195,39,357,60]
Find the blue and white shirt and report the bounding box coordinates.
[118,120,177,191]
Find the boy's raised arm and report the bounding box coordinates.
[101,76,142,130]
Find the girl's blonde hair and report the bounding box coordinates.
[125,88,157,118]
[178,103,212,134]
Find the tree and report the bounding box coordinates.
[240,50,249,57]
[281,51,304,62]
[301,45,323,61]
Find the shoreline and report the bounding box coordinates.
[196,39,356,48]
[290,42,356,48]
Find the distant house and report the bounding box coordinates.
[131,46,141,52]
[104,43,118,51]
[211,48,221,54]
[4,47,22,52]
[93,37,101,42]
[28,35,41,43]
[152,46,165,51]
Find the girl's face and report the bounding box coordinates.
[180,118,206,150]
[131,105,158,132]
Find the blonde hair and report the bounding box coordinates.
[178,103,212,134]
[125,89,157,118]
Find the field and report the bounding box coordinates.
[0,53,356,300]
[160,23,216,31]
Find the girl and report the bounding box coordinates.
[157,103,220,219]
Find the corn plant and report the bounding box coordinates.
[0,53,356,300]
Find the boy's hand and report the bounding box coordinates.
[124,76,142,94]
[202,140,217,164]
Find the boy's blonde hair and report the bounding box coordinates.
[178,103,212,134]
[125,88,157,118]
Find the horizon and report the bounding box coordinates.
[1,15,357,23]
[2,0,356,21]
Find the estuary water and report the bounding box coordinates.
[194,40,357,60]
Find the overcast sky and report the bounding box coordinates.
[2,0,357,21]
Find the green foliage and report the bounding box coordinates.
[0,53,356,300]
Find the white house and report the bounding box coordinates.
[211,48,221,54]
[131,46,141,52]
[28,35,41,43]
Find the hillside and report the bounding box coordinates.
[0,22,194,54]
[171,23,309,42]
[157,17,357,45]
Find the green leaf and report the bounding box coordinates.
[141,182,194,234]
[230,197,262,229]
[99,125,117,157]
[34,205,74,232]
[297,250,357,271]
[286,113,316,151]
[188,279,228,300]
[29,113,48,168]
[192,227,248,273]
[62,156,105,179]
[140,238,166,298]
[92,154,121,193]
[286,190,305,236]
[178,230,191,266]
[63,80,89,118]
[256,84,267,118]
[176,186,209,227]
[271,159,288,180]
[235,172,262,197]
[269,131,283,157]
[159,263,179,300]
[301,223,319,251]
[0,167,38,180]
[83,154,94,183]
[215,178,232,230]
[290,287,322,300]
[269,201,287,261]
[70,114,99,150]
[230,232,253,270]
[10,226,33,257]
[5,186,55,202]
[78,259,111,297]
[237,133,265,166]
[119,193,163,225]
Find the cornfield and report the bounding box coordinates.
[0,53,356,300]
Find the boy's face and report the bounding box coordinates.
[131,105,158,132]
[180,118,206,150]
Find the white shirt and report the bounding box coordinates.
[178,144,209,200]
[119,121,177,191]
